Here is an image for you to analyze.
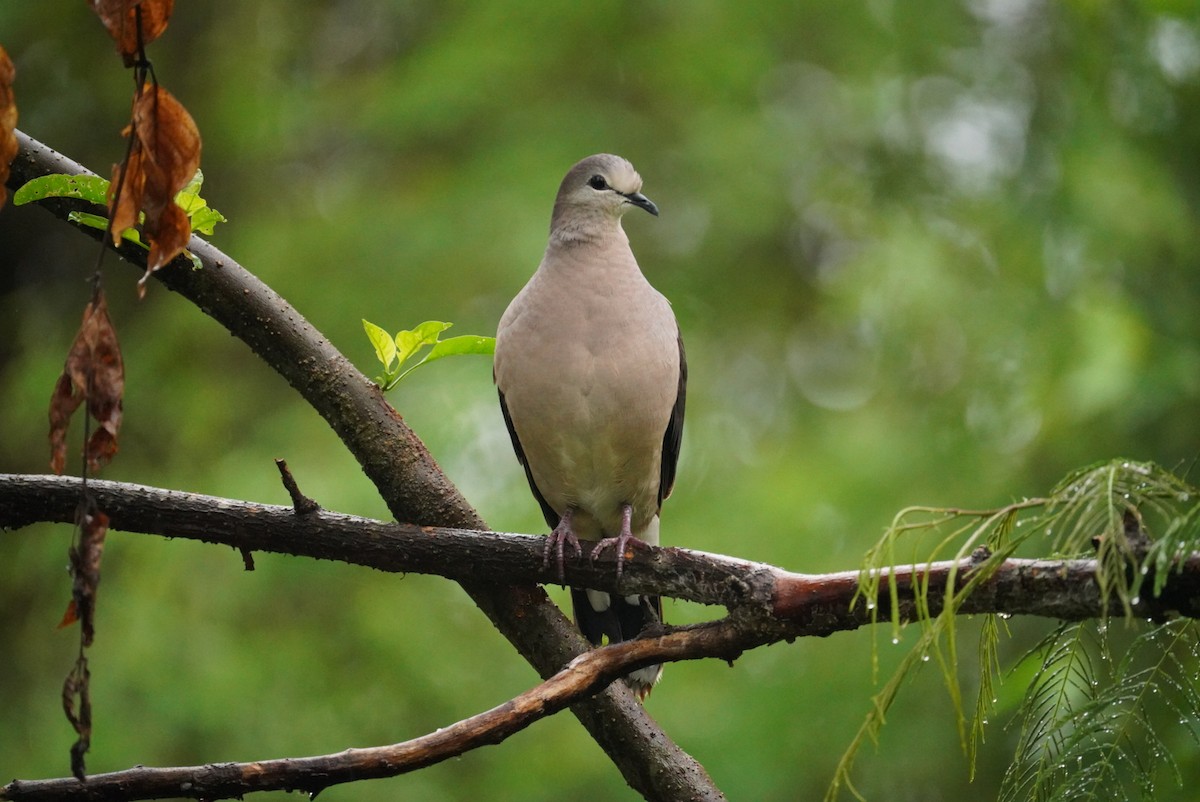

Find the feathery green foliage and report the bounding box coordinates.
[1000,619,1200,801]
[828,460,1200,801]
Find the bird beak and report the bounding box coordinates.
[622,192,660,217]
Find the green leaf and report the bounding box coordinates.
[394,320,452,366]
[181,168,206,197]
[366,320,494,391]
[362,319,398,372]
[66,210,109,233]
[187,206,228,235]
[67,211,146,247]
[396,335,496,382]
[392,330,420,368]
[413,320,453,339]
[175,189,208,215]
[176,170,227,234]
[426,334,496,360]
[14,170,227,237]
[14,174,110,206]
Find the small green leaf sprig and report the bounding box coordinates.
[363,319,494,391]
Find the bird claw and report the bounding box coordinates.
[589,503,638,580]
[589,534,635,579]
[543,510,581,584]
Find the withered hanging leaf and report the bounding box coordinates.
[135,84,201,265]
[89,0,174,67]
[108,84,201,295]
[60,507,108,781]
[49,373,82,475]
[68,511,109,648]
[0,44,18,210]
[48,288,125,474]
[62,655,92,780]
[86,425,120,471]
[107,142,145,246]
[81,309,125,472]
[143,194,190,293]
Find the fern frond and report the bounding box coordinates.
[832,460,1200,801]
[1045,461,1200,614]
[1001,620,1200,802]
[1000,621,1100,801]
[969,612,1003,778]
[832,509,1025,800]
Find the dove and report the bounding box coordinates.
[494,154,685,696]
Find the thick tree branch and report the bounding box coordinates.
[6,474,1200,629]
[5,132,722,801]
[0,474,765,609]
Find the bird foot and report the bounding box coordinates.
[543,508,581,584]
[589,503,640,580]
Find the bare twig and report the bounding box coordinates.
[273,458,320,514]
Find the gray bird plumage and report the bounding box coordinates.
[494,154,686,697]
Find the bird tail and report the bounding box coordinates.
[571,588,663,698]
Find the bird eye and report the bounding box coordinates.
[588,175,608,190]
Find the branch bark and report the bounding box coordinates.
[4,131,723,801]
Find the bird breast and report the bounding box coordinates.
[495,260,678,539]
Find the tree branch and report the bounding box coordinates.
[6,472,1200,800]
[0,474,766,609]
[5,131,723,801]
[0,633,663,802]
[6,474,1200,630]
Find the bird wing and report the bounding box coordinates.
[658,332,687,507]
[497,383,560,530]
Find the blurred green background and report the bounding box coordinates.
[3,2,1200,800]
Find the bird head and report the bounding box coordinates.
[550,154,658,242]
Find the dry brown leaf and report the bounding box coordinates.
[0,44,18,210]
[62,654,92,780]
[61,507,109,781]
[69,510,109,648]
[58,598,80,629]
[48,373,82,475]
[89,0,174,67]
[143,200,189,289]
[106,84,202,294]
[134,84,200,265]
[107,141,145,246]
[107,84,202,293]
[86,425,120,471]
[48,288,125,474]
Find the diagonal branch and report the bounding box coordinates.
[5,131,723,801]
[0,633,662,802]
